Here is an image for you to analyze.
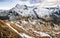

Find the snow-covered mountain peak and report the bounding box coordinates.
[0,4,60,21]
[15,4,28,9]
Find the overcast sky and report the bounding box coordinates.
[0,0,59,10]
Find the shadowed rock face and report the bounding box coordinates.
[0,10,9,20]
[0,16,9,20]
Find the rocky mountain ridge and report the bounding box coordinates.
[0,4,60,21]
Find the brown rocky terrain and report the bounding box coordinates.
[0,18,60,38]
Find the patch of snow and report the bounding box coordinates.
[35,8,50,18]
[20,33,34,38]
[34,31,52,38]
[29,20,37,24]
[16,21,20,24]
[10,21,14,23]
[22,21,28,24]
[54,32,60,34]
[32,20,37,24]
[39,32,50,36]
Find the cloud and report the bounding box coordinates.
[0,0,59,10]
[29,0,44,4]
[20,0,27,1]
[0,6,11,10]
[38,0,58,7]
[19,0,44,4]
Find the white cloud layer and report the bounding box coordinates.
[38,0,58,7]
[0,0,59,10]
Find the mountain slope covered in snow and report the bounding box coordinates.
[8,4,59,21]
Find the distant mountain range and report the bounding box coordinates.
[0,4,60,21]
